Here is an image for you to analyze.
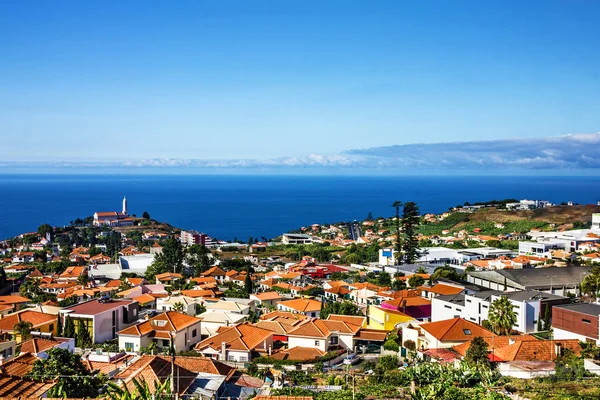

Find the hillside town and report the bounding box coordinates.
[1,198,600,399]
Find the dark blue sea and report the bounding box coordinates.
[1,174,599,241]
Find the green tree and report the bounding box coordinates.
[378,355,399,371]
[63,315,75,338]
[320,301,361,320]
[401,202,421,264]
[408,275,425,287]
[0,267,6,289]
[378,271,392,287]
[150,237,184,276]
[392,201,403,263]
[37,223,53,239]
[245,268,254,294]
[543,305,552,330]
[195,303,206,315]
[464,336,490,368]
[487,296,516,336]
[186,244,212,276]
[431,265,460,282]
[76,319,92,348]
[13,320,33,340]
[142,211,151,219]
[28,347,104,398]
[56,314,63,337]
[173,302,185,312]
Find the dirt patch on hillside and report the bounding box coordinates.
[468,205,600,225]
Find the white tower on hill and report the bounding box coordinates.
[122,196,128,215]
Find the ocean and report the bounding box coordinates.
[1,174,599,241]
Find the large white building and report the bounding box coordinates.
[431,290,569,333]
[93,196,134,227]
[282,233,314,245]
[118,311,202,353]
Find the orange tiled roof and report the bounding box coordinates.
[494,339,581,362]
[419,318,493,342]
[0,310,57,332]
[0,295,31,305]
[260,310,307,321]
[253,292,283,301]
[19,337,72,354]
[270,346,326,361]
[119,311,201,336]
[155,272,183,281]
[278,298,321,313]
[132,293,157,305]
[383,296,432,308]
[202,266,226,277]
[189,276,217,285]
[326,314,366,327]
[59,266,86,278]
[115,355,235,395]
[287,318,361,338]
[0,352,38,376]
[419,283,464,296]
[195,322,273,352]
[254,320,302,335]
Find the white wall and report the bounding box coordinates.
[288,336,328,352]
[553,327,600,345]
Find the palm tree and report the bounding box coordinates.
[172,302,185,313]
[105,378,172,400]
[13,320,33,341]
[487,295,516,336]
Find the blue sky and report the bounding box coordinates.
[0,0,599,167]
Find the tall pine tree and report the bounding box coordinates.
[401,202,421,264]
[63,316,75,338]
[76,319,92,348]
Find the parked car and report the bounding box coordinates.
[343,353,360,365]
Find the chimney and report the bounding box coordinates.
[221,342,226,359]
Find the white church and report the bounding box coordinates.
[93,196,135,227]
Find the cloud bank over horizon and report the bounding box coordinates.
[2,133,599,172]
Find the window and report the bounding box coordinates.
[192,329,197,337]
[125,342,134,352]
[49,324,54,332]
[482,305,488,309]
[463,329,471,335]
[315,340,320,346]
[112,310,116,326]
[228,355,235,361]
[583,319,592,324]
[466,299,471,303]
[112,326,116,338]
[330,336,338,345]
[444,305,451,309]
[163,340,169,347]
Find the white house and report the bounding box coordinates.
[197,311,247,337]
[118,311,202,353]
[61,299,139,344]
[431,290,569,333]
[194,323,273,362]
[286,318,362,352]
[156,296,198,316]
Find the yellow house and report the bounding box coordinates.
[0,310,58,343]
[368,305,414,330]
